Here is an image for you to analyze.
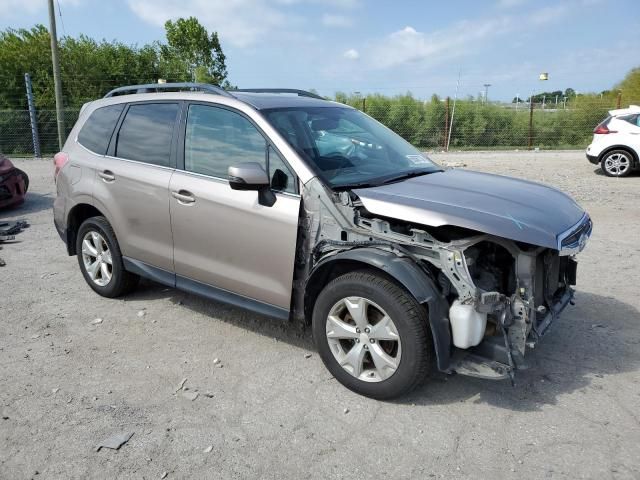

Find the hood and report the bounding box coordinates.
[353,169,586,249]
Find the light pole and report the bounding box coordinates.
[483,84,491,104]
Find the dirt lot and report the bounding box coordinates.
[1,151,639,480]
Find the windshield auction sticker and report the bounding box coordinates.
[406,154,431,164]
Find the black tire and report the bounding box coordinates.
[312,270,433,399]
[600,149,634,177]
[76,216,139,297]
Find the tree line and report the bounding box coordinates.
[0,17,229,111]
[0,18,639,154]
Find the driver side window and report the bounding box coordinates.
[184,104,266,178]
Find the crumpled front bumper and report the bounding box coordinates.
[0,169,27,209]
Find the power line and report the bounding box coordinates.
[56,0,67,37]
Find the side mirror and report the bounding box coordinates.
[228,162,276,207]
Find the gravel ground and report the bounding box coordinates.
[1,150,639,480]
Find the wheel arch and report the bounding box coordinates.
[599,144,639,168]
[65,203,106,256]
[305,247,453,371]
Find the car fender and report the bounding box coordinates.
[307,247,452,371]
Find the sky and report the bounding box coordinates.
[1,0,639,101]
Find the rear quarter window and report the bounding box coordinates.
[77,104,125,155]
[618,114,639,126]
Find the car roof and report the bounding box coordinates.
[231,92,345,110]
[609,105,640,116]
[99,83,349,111]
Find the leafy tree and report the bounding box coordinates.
[614,67,640,103]
[163,17,228,86]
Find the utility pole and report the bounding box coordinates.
[483,83,491,104]
[616,91,622,109]
[48,0,65,150]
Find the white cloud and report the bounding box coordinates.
[497,0,527,7]
[128,0,294,48]
[343,48,359,60]
[322,14,352,28]
[128,0,363,47]
[360,2,574,71]
[370,18,513,69]
[278,0,361,7]
[529,5,569,25]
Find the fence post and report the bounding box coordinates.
[443,96,450,150]
[528,99,534,150]
[24,73,41,158]
[616,92,622,109]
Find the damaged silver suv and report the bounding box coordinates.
[54,84,592,399]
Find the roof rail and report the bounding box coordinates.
[233,88,324,100]
[104,82,234,98]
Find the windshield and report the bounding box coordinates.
[262,106,442,189]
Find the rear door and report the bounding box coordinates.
[93,101,180,273]
[169,102,300,312]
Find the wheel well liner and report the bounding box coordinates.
[65,203,103,256]
[305,247,452,371]
[599,145,639,167]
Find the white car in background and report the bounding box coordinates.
[587,105,640,177]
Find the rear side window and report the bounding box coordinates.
[619,114,640,126]
[77,104,124,155]
[115,103,179,166]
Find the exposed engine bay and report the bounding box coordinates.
[296,177,588,381]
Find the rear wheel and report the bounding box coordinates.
[601,149,633,177]
[312,270,433,399]
[76,216,139,297]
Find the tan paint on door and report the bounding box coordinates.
[93,156,174,272]
[169,171,300,309]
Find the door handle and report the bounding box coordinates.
[171,190,196,205]
[98,170,115,182]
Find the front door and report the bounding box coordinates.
[169,103,300,311]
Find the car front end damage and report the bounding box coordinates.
[297,175,592,381]
[0,155,29,210]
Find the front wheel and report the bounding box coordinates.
[76,216,139,297]
[312,270,433,399]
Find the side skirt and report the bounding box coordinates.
[122,256,290,321]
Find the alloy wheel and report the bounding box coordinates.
[603,152,630,176]
[325,296,402,382]
[81,231,113,287]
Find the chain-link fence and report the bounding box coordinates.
[0,109,79,157]
[1,97,636,157]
